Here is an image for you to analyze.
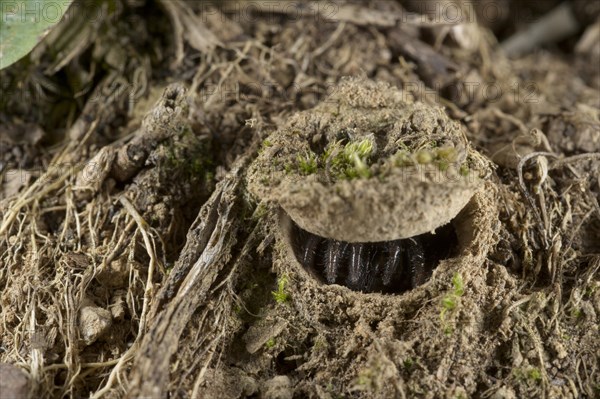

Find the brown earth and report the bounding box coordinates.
[0,1,598,398]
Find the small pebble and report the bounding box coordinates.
[0,363,30,399]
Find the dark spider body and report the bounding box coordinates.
[290,221,458,294]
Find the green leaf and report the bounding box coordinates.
[0,0,73,69]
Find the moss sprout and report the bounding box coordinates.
[440,273,465,335]
[325,137,375,180]
[513,367,543,384]
[416,150,433,164]
[297,151,319,175]
[436,146,458,162]
[272,275,290,304]
[392,144,462,173]
[459,163,470,176]
[394,150,414,167]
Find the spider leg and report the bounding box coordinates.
[406,238,426,287]
[292,229,321,270]
[361,246,380,292]
[325,240,348,284]
[347,243,369,289]
[383,240,403,286]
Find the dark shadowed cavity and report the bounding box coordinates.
[289,219,459,294]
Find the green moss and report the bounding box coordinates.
[440,273,464,335]
[441,295,458,311]
[265,338,276,349]
[433,147,457,171]
[258,139,273,156]
[441,273,464,310]
[528,368,542,381]
[280,137,464,181]
[312,336,328,354]
[513,367,543,384]
[416,150,433,164]
[394,150,414,167]
[161,127,214,189]
[344,139,374,159]
[325,138,375,180]
[354,368,376,392]
[452,273,464,296]
[584,284,597,298]
[392,144,462,174]
[297,151,318,175]
[436,146,458,162]
[272,275,290,304]
[251,202,268,220]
